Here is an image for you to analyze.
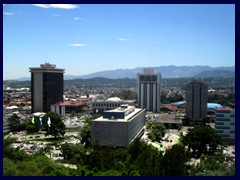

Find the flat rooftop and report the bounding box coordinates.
[153,113,182,124]
[93,106,144,122]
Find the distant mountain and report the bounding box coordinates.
[68,65,235,79]
[65,77,136,87]
[195,70,235,78]
[12,65,235,81]
[16,77,31,81]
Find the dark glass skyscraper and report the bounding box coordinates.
[30,63,64,113]
[186,79,208,124]
[137,68,162,113]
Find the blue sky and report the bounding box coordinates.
[3,4,235,80]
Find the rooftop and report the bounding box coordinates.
[106,97,122,102]
[29,63,65,72]
[94,105,144,122]
[215,107,234,111]
[161,104,178,111]
[55,101,85,106]
[207,103,223,109]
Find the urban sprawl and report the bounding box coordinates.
[3,63,235,176]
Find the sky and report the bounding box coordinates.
[3,4,235,80]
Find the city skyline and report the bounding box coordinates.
[3,4,235,80]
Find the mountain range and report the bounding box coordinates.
[15,65,235,81]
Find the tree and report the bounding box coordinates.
[79,124,91,147]
[25,120,39,134]
[182,125,223,157]
[70,111,76,119]
[44,112,66,139]
[191,154,234,176]
[147,120,166,142]
[60,143,85,164]
[157,144,191,176]
[9,114,21,133]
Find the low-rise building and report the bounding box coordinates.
[91,105,145,147]
[51,101,87,116]
[91,97,135,114]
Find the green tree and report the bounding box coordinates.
[70,111,76,119]
[182,125,223,157]
[9,114,21,133]
[60,143,85,164]
[3,137,29,162]
[157,144,191,176]
[191,154,234,176]
[25,120,39,134]
[79,124,91,147]
[147,120,166,142]
[44,112,66,139]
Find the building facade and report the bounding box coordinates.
[91,105,145,147]
[51,101,87,116]
[186,80,208,124]
[91,97,136,114]
[137,68,162,113]
[215,107,235,143]
[30,63,64,113]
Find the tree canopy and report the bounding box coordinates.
[79,124,91,147]
[147,120,166,142]
[182,125,223,157]
[9,114,21,133]
[44,112,66,139]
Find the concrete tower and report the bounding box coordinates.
[137,68,162,113]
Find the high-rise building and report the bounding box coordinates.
[137,68,162,113]
[186,80,208,124]
[29,63,65,113]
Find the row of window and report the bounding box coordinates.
[215,125,230,130]
[215,122,235,126]
[92,103,121,108]
[215,118,232,122]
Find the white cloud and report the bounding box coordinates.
[53,14,59,17]
[32,4,78,9]
[3,11,14,15]
[117,38,131,42]
[74,17,87,21]
[68,43,88,47]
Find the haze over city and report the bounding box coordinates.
[3,4,235,80]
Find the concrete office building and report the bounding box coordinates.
[30,63,64,113]
[186,80,208,124]
[215,107,235,143]
[137,68,162,113]
[91,105,145,147]
[91,97,136,114]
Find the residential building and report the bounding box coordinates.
[215,107,235,143]
[30,63,64,113]
[91,105,145,147]
[186,80,208,124]
[137,68,162,113]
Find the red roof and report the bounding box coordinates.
[216,107,233,111]
[55,101,85,106]
[161,104,178,111]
